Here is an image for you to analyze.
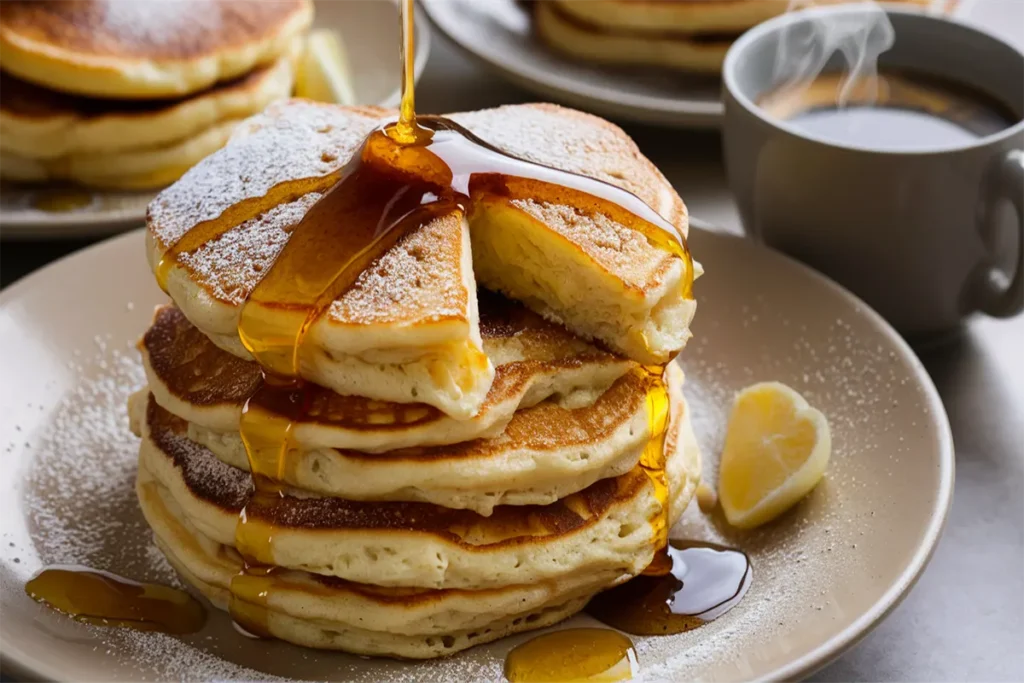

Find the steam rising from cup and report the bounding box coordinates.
[771,1,895,107]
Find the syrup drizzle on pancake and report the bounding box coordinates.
[25,566,206,634]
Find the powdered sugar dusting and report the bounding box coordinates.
[148,100,386,247]
[25,348,149,570]
[99,0,209,47]
[328,212,468,325]
[12,343,286,681]
[175,194,320,305]
[450,103,681,224]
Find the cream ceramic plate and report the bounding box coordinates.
[0,0,430,240]
[0,227,953,681]
[421,0,725,128]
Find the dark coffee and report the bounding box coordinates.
[759,70,1017,149]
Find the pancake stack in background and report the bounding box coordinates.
[0,0,312,189]
[130,98,704,658]
[535,0,940,74]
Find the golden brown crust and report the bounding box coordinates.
[141,299,624,436]
[144,395,648,546]
[145,396,252,511]
[0,59,276,119]
[141,305,260,408]
[0,0,309,62]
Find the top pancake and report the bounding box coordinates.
[148,100,696,417]
[550,0,935,35]
[0,0,312,98]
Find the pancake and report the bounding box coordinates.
[536,2,731,74]
[548,0,938,35]
[0,53,295,161]
[130,366,699,590]
[0,117,240,190]
[189,370,656,514]
[139,299,631,455]
[148,102,695,417]
[0,0,312,99]
[138,468,604,658]
[132,360,661,513]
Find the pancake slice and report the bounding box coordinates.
[147,100,492,418]
[0,0,312,98]
[451,103,696,363]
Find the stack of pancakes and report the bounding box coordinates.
[535,0,937,74]
[131,99,703,658]
[0,0,312,189]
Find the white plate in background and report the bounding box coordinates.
[0,0,430,240]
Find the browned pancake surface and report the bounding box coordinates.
[0,0,308,61]
[144,396,647,546]
[0,62,275,119]
[141,296,622,432]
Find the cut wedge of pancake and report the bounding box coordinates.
[0,0,312,99]
[548,0,936,35]
[0,117,240,190]
[451,103,696,363]
[129,365,699,590]
[139,299,631,456]
[0,53,295,161]
[536,2,730,74]
[147,101,492,418]
[147,101,695,418]
[138,468,602,658]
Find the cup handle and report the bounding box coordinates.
[975,149,1024,318]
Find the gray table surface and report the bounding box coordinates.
[1,23,1022,683]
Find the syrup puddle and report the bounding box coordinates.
[25,565,206,634]
[586,542,752,635]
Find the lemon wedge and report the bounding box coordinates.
[295,29,356,105]
[718,382,831,529]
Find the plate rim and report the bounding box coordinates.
[0,0,432,239]
[420,0,725,129]
[0,226,954,682]
[687,227,955,681]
